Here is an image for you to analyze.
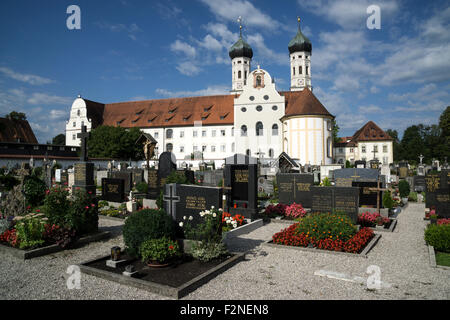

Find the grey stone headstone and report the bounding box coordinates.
[277,173,314,207]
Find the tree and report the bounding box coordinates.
[386,129,402,162]
[439,106,450,160]
[332,119,340,145]
[5,111,26,121]
[400,125,425,163]
[52,134,66,145]
[87,125,144,160]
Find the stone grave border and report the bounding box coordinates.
[222,219,264,241]
[0,231,111,260]
[369,218,397,233]
[262,234,381,259]
[98,214,127,222]
[78,251,245,299]
[427,245,450,271]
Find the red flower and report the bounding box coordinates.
[168,245,174,250]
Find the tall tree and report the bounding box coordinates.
[5,111,26,121]
[52,133,66,145]
[87,126,144,160]
[386,129,402,162]
[400,125,425,163]
[332,119,340,145]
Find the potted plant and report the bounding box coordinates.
[139,237,180,267]
[429,209,437,224]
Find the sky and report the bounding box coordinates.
[0,0,449,144]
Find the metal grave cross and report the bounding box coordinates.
[77,125,90,162]
[163,184,180,220]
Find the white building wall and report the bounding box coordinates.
[65,98,93,146]
[290,52,311,91]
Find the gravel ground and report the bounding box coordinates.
[0,203,449,300]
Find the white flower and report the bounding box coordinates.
[219,208,223,212]
[183,216,187,220]
[189,216,193,221]
[226,220,231,224]
[179,222,184,227]
[211,206,215,209]
[212,213,216,218]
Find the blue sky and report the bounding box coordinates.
[0,0,449,143]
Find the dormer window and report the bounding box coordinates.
[117,119,125,125]
[168,106,177,114]
[135,109,144,116]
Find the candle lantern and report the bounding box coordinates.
[111,246,121,261]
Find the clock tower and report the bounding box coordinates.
[229,18,253,94]
[289,17,312,91]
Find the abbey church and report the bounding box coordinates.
[65,20,390,168]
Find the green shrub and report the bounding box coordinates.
[139,237,180,263]
[383,191,394,209]
[136,182,148,194]
[408,192,418,202]
[425,224,450,253]
[165,171,189,185]
[190,241,228,262]
[0,174,19,191]
[295,212,357,242]
[43,185,71,226]
[22,175,47,207]
[123,209,176,257]
[156,190,164,209]
[14,214,47,249]
[320,177,331,186]
[398,180,410,198]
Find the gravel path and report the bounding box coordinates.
[0,203,449,300]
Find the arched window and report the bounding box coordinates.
[166,129,173,139]
[166,143,173,152]
[241,125,247,136]
[256,122,263,136]
[272,124,278,136]
[77,109,80,116]
[246,149,251,156]
[299,66,302,75]
[327,137,332,158]
[256,75,262,87]
[269,148,274,158]
[238,70,241,79]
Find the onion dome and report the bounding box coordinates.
[288,17,312,54]
[229,26,253,59]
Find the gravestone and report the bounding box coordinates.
[224,154,258,219]
[72,125,96,194]
[334,168,381,207]
[356,181,382,208]
[158,152,177,186]
[277,173,314,207]
[163,183,222,228]
[147,168,160,199]
[311,186,359,224]
[61,170,68,185]
[55,169,61,183]
[96,170,109,187]
[131,169,144,186]
[398,161,409,179]
[413,176,426,192]
[111,171,133,194]
[258,176,274,195]
[425,170,450,217]
[355,160,366,168]
[101,178,125,203]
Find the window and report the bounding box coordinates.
[306,66,309,75]
[269,148,274,158]
[221,130,225,136]
[211,145,216,152]
[244,71,247,79]
[221,145,226,152]
[272,124,278,136]
[154,132,159,139]
[180,146,184,153]
[193,145,198,152]
[350,148,354,153]
[180,131,184,138]
[212,130,216,137]
[327,137,332,158]
[202,130,206,137]
[256,75,262,87]
[241,125,247,136]
[72,134,76,140]
[256,105,262,112]
[193,131,197,137]
[293,67,296,75]
[299,66,302,74]
[166,143,173,152]
[166,129,173,139]
[246,149,251,156]
[232,127,234,136]
[232,143,235,152]
[272,105,278,111]
[362,145,366,153]
[81,121,84,127]
[47,146,53,151]
[77,109,80,116]
[339,148,344,153]
[238,70,241,79]
[256,122,264,136]
[383,145,388,153]
[373,146,378,153]
[327,121,332,131]
[202,145,207,152]
[73,122,76,127]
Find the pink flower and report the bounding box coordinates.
[85,206,89,209]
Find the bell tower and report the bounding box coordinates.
[289,17,312,91]
[229,17,253,94]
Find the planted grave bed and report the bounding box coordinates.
[357,211,397,233]
[263,212,381,257]
[79,251,244,299]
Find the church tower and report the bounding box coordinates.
[229,18,253,94]
[289,17,312,91]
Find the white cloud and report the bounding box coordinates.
[175,61,202,76]
[96,22,142,41]
[0,67,53,85]
[170,40,197,58]
[358,105,382,113]
[26,93,72,106]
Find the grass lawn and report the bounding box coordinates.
[435,251,450,267]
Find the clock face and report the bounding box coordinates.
[237,82,243,89]
[297,79,304,85]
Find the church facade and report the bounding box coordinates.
[65,21,335,168]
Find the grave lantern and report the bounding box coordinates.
[111,246,121,261]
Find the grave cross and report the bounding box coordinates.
[77,125,90,162]
[366,177,388,214]
[419,154,424,165]
[163,184,180,220]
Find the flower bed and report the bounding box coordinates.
[358,211,395,231]
[270,213,376,254]
[262,203,308,223]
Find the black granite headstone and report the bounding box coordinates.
[352,181,381,208]
[111,171,133,194]
[414,176,426,193]
[277,173,314,207]
[147,169,160,199]
[101,178,125,203]
[311,187,334,213]
[158,152,177,186]
[163,183,222,228]
[425,170,450,217]
[311,186,359,224]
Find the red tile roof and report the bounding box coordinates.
[281,88,334,118]
[0,118,38,144]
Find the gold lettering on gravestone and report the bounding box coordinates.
[148,171,158,188]
[296,183,310,192]
[107,184,119,193]
[185,196,207,210]
[234,170,249,183]
[436,194,450,202]
[363,187,376,195]
[425,176,440,192]
[279,182,293,193]
[335,178,353,187]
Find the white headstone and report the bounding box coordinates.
[55,169,61,183]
